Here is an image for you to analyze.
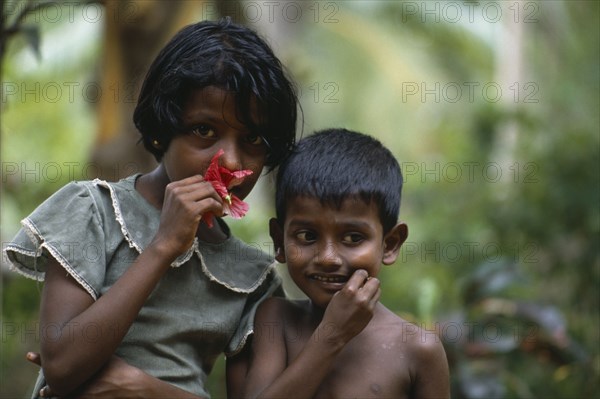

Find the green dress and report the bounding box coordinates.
[4,174,282,398]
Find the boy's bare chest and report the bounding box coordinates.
[285,323,413,399]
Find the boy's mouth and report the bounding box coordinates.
[310,274,349,284]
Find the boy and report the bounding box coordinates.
[243,128,450,398]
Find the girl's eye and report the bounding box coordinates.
[246,134,264,146]
[296,231,317,243]
[342,233,364,244]
[191,125,216,139]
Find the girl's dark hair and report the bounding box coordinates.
[275,128,403,233]
[133,17,298,169]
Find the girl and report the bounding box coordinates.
[5,18,298,398]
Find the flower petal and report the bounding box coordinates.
[210,180,229,198]
[201,212,215,228]
[227,170,254,189]
[204,149,225,183]
[202,149,252,225]
[226,195,250,219]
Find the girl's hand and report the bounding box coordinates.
[28,352,139,398]
[152,175,224,258]
[27,352,205,399]
[319,269,381,345]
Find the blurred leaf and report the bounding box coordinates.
[20,25,41,61]
[462,261,525,305]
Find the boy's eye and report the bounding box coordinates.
[191,125,216,139]
[246,134,264,146]
[342,233,364,244]
[296,231,317,243]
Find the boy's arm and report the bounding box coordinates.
[226,342,250,399]
[242,297,292,398]
[244,270,379,399]
[409,330,451,399]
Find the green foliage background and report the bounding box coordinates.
[1,1,598,398]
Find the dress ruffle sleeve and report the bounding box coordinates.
[225,265,284,356]
[4,181,106,300]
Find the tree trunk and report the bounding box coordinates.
[90,0,203,181]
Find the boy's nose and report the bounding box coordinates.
[315,243,343,269]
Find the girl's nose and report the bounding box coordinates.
[219,140,242,172]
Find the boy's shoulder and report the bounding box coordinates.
[367,305,448,381]
[256,296,310,319]
[364,306,450,397]
[368,305,446,360]
[254,297,313,340]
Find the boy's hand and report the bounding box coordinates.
[152,175,224,258]
[319,269,380,345]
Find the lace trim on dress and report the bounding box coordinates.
[93,179,142,253]
[19,218,98,300]
[5,244,43,281]
[93,179,196,268]
[197,246,276,293]
[171,238,199,267]
[5,217,44,280]
[227,328,254,357]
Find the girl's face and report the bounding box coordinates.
[161,86,267,200]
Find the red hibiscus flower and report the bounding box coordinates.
[202,149,253,228]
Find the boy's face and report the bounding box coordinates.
[271,196,407,309]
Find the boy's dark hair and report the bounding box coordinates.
[134,17,298,169]
[275,128,403,233]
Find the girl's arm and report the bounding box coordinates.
[40,247,178,395]
[40,175,223,396]
[79,357,208,399]
[244,270,380,399]
[30,355,206,399]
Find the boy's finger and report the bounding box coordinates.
[345,269,369,291]
[364,276,380,288]
[361,277,381,299]
[26,351,41,366]
[369,287,382,308]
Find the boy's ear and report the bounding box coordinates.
[269,218,286,263]
[382,222,408,265]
